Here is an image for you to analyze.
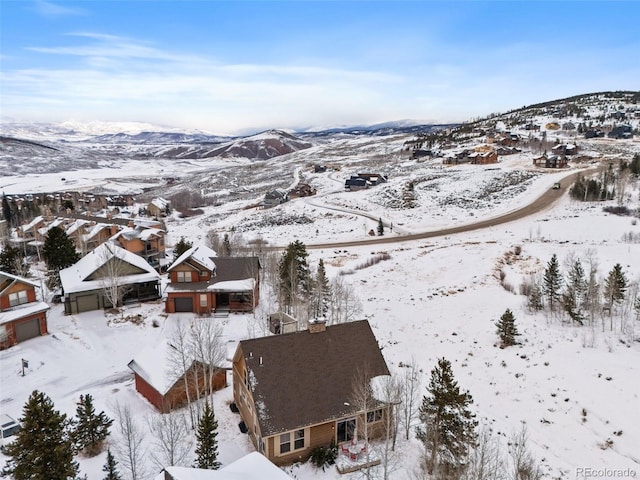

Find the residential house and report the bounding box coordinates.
[608,125,633,139]
[112,226,167,271]
[261,189,289,208]
[59,242,161,314]
[147,197,171,218]
[80,223,122,254]
[356,173,387,186]
[345,176,368,191]
[128,339,227,413]
[552,143,579,156]
[532,154,568,169]
[0,272,49,349]
[165,245,260,314]
[232,319,391,466]
[155,452,293,480]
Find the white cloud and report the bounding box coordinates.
[31,0,85,17]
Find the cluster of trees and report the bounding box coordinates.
[526,253,638,333]
[42,226,80,288]
[277,240,361,326]
[1,391,113,480]
[2,390,222,479]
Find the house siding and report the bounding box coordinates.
[0,283,37,309]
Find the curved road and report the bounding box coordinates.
[291,165,601,250]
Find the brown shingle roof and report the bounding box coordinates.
[213,257,260,282]
[237,320,390,437]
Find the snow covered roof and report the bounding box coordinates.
[19,215,44,233]
[150,197,169,210]
[59,242,160,294]
[0,271,40,291]
[127,339,178,395]
[154,452,292,480]
[207,278,255,293]
[0,301,50,326]
[168,245,217,272]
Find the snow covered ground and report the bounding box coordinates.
[1,128,640,479]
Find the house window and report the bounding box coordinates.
[278,429,305,455]
[367,408,384,423]
[9,290,28,307]
[176,271,191,283]
[199,271,207,278]
[200,294,207,307]
[279,433,291,454]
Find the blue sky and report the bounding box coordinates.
[1,1,639,134]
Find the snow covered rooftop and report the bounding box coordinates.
[59,242,160,294]
[0,301,49,326]
[168,245,217,272]
[127,338,177,395]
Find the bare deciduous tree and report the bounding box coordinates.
[329,276,362,324]
[147,411,192,470]
[400,358,422,441]
[112,402,147,480]
[508,424,542,480]
[99,245,132,312]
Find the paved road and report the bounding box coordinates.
[296,166,600,250]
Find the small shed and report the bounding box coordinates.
[268,311,298,334]
[128,339,227,413]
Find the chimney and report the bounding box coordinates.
[308,318,326,334]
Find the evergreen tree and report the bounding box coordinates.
[416,358,477,477]
[42,226,80,273]
[278,240,310,310]
[102,449,122,480]
[173,236,193,261]
[543,254,563,311]
[1,390,79,480]
[72,393,113,456]
[377,218,384,236]
[527,279,544,312]
[193,402,220,470]
[310,259,331,319]
[2,194,13,227]
[603,263,628,307]
[561,259,587,325]
[221,233,232,257]
[495,308,520,347]
[0,245,29,276]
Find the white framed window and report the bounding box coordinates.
[8,290,28,307]
[199,294,207,307]
[278,429,306,456]
[176,271,191,283]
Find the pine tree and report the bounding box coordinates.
[193,401,220,470]
[1,390,79,480]
[173,236,193,261]
[102,449,122,480]
[561,259,587,325]
[377,218,384,236]
[72,393,113,456]
[278,240,310,310]
[310,259,331,319]
[543,254,563,311]
[416,358,477,477]
[496,308,520,347]
[0,245,29,276]
[42,226,80,273]
[527,280,544,312]
[604,263,628,308]
[221,233,232,257]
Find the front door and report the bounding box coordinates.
[336,418,356,443]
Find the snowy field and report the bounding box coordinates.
[1,129,640,479]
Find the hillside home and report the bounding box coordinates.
[59,242,161,314]
[147,197,171,218]
[345,176,368,191]
[0,272,49,349]
[552,143,578,156]
[165,246,260,314]
[261,189,289,208]
[128,339,227,413]
[232,319,392,466]
[155,452,293,480]
[112,226,167,271]
[533,154,568,169]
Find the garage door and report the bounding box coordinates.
[76,294,100,313]
[174,297,194,312]
[15,318,41,342]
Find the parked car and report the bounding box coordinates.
[552,182,561,190]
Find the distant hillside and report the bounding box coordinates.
[197,129,313,160]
